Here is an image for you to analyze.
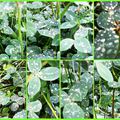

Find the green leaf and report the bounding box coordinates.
[39,67,59,81]
[74,27,89,39]
[3,26,14,35]
[13,110,26,118]
[60,21,77,29]
[61,91,71,107]
[27,100,42,112]
[74,38,92,53]
[38,28,59,39]
[28,75,41,97]
[96,62,113,82]
[28,112,39,118]
[108,81,120,88]
[63,103,84,118]
[27,20,37,37]
[97,12,114,29]
[5,45,20,55]
[95,30,119,58]
[0,54,9,60]
[60,38,74,51]
[0,91,10,105]
[28,60,42,73]
[101,2,118,10]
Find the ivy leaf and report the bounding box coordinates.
[60,38,74,51]
[28,60,42,73]
[28,75,41,97]
[39,67,59,81]
[63,103,84,118]
[96,62,113,82]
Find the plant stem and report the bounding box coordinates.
[60,2,72,20]
[16,2,24,58]
[42,92,58,118]
[112,89,115,118]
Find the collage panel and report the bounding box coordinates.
[94,2,120,59]
[94,60,120,118]
[26,60,60,118]
[60,60,94,118]
[26,2,60,59]
[60,2,93,60]
[0,2,26,60]
[0,60,26,118]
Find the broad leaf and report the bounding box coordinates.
[63,103,84,118]
[28,75,41,97]
[96,62,113,82]
[39,67,59,81]
[60,38,74,51]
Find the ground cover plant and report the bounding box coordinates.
[0,2,26,59]
[60,2,93,59]
[27,60,60,118]
[27,2,60,59]
[61,60,93,118]
[94,60,120,118]
[94,2,120,59]
[0,60,26,118]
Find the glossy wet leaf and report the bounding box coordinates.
[0,91,10,105]
[108,81,120,88]
[0,54,9,60]
[39,67,59,81]
[63,103,84,118]
[95,30,119,58]
[60,38,74,51]
[27,100,42,112]
[28,75,41,97]
[61,91,71,107]
[96,62,113,82]
[13,110,26,118]
[97,12,114,28]
[74,27,89,39]
[101,2,118,10]
[74,38,92,53]
[28,112,39,118]
[28,60,42,73]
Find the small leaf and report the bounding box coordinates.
[39,67,59,81]
[61,91,71,107]
[28,60,42,73]
[108,81,120,88]
[28,75,41,97]
[74,38,92,53]
[60,21,77,29]
[101,2,118,10]
[74,27,89,39]
[13,110,26,118]
[28,111,39,118]
[60,38,74,51]
[10,103,19,112]
[0,54,9,60]
[27,100,42,112]
[63,103,84,118]
[96,61,113,82]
